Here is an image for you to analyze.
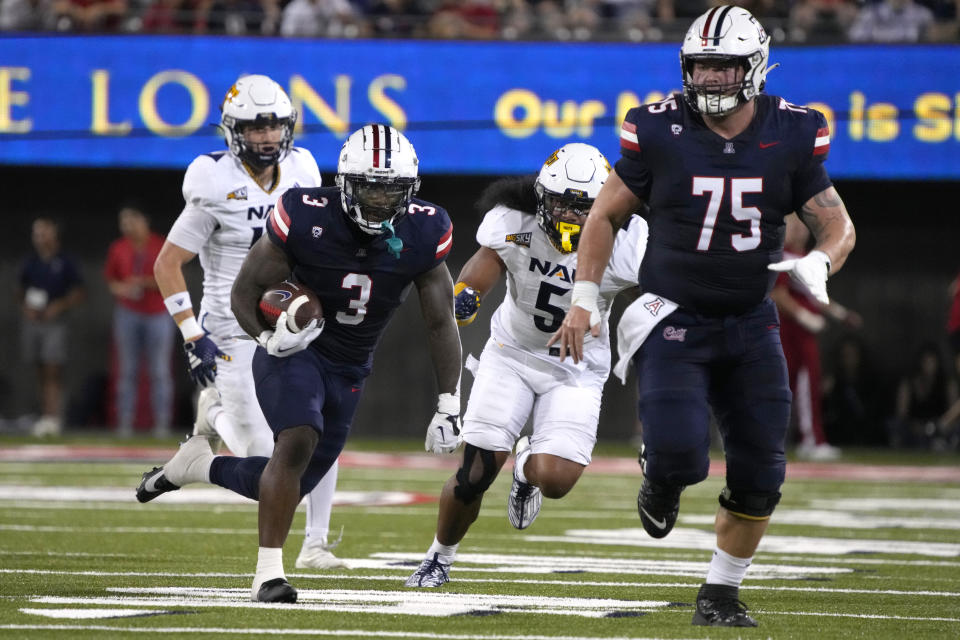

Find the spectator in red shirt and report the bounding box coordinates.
[771,214,861,460]
[104,205,174,437]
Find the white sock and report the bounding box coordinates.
[705,546,752,587]
[427,536,459,565]
[514,447,531,484]
[206,402,224,430]
[304,460,338,549]
[253,546,285,590]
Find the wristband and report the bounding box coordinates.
[164,292,193,316]
[177,316,203,340]
[571,281,600,310]
[437,392,460,415]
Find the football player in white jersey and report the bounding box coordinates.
[406,143,648,587]
[153,74,346,569]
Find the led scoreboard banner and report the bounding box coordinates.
[0,36,957,178]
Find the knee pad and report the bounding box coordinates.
[718,486,781,519]
[453,444,498,504]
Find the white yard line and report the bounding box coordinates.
[0,625,701,640]
[3,569,958,598]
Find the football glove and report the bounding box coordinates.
[453,282,481,327]
[183,334,232,387]
[425,392,461,454]
[257,311,323,358]
[768,250,831,305]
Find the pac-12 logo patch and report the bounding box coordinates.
[312,226,324,239]
[671,124,683,136]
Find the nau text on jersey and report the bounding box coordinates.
[529,258,575,283]
[248,204,274,220]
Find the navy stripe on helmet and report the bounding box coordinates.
[383,124,392,169]
[713,5,733,45]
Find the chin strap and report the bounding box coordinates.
[380,220,404,259]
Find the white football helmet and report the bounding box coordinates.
[680,6,774,116]
[220,74,296,168]
[336,124,421,235]
[534,143,610,254]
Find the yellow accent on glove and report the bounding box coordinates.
[453,281,481,327]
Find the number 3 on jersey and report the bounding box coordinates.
[693,177,763,252]
[337,273,371,325]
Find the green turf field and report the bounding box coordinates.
[1,439,958,639]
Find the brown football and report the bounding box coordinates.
[258,280,323,334]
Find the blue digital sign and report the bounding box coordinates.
[0,36,957,178]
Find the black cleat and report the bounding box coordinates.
[136,467,180,503]
[691,583,758,627]
[257,578,298,603]
[637,477,683,539]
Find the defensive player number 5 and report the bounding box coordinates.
[534,281,569,333]
[693,176,763,252]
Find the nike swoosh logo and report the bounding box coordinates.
[640,505,668,530]
[759,141,780,149]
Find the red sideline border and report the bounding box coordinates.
[1,445,959,483]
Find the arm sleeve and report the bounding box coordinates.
[614,108,653,201]
[790,109,833,211]
[167,158,219,253]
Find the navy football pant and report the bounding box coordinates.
[633,298,791,496]
[209,347,364,501]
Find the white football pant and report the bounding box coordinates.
[461,338,602,466]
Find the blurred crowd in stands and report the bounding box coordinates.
[1,0,956,43]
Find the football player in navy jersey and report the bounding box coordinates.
[550,6,855,627]
[136,125,462,604]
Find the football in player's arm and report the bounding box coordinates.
[139,124,461,604]
[406,143,648,588]
[550,6,855,628]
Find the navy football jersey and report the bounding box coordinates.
[615,93,832,316]
[266,186,453,371]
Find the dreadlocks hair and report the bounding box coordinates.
[475,176,537,217]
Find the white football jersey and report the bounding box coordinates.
[166,147,321,338]
[477,205,647,376]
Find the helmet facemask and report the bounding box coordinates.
[535,183,594,253]
[226,113,296,170]
[339,175,419,235]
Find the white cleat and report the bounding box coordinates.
[507,435,542,530]
[295,543,350,569]
[404,553,451,588]
[135,435,215,503]
[192,387,223,453]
